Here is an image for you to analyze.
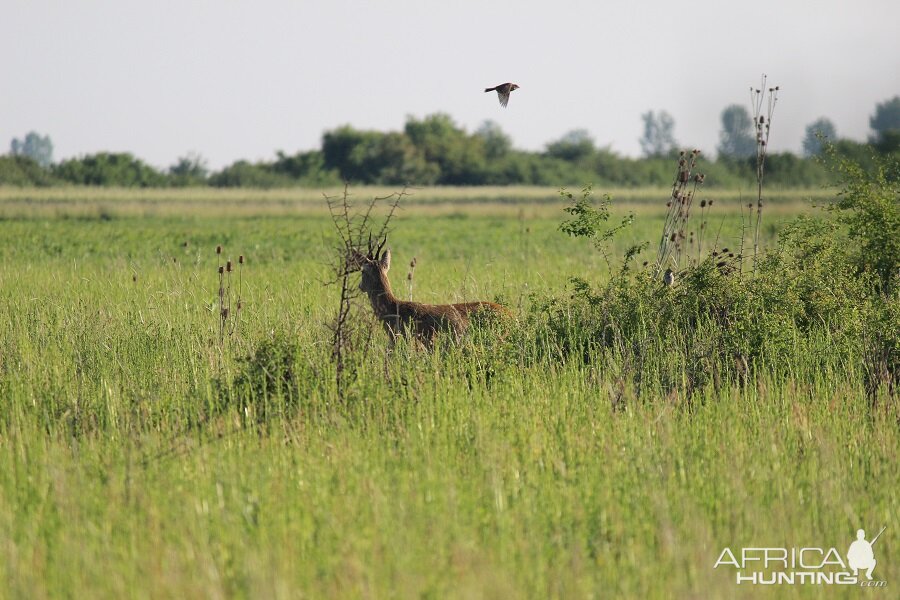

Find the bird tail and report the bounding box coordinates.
[484,87,495,93]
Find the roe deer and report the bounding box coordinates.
[355,236,509,347]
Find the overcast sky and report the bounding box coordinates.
[2,0,899,170]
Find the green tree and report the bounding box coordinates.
[404,114,485,184]
[10,131,53,167]
[321,126,386,182]
[271,150,339,185]
[802,118,837,157]
[475,120,512,160]
[54,152,166,187]
[168,152,209,186]
[0,155,57,185]
[208,161,293,188]
[869,96,900,145]
[321,125,439,185]
[546,129,595,162]
[639,110,677,157]
[717,104,755,158]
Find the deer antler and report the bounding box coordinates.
[374,234,387,260]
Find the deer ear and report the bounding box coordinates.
[380,248,391,271]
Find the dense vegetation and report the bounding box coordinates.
[0,149,896,595]
[3,111,899,189]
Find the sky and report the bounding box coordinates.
[2,0,899,171]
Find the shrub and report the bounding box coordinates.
[217,335,313,425]
[0,155,56,186]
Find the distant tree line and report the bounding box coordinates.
[3,96,898,188]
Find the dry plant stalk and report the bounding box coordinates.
[215,244,245,343]
[750,75,779,271]
[655,149,706,275]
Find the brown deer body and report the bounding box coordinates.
[357,238,508,347]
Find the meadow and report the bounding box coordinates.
[0,184,896,598]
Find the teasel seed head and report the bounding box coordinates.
[239,255,244,264]
[216,245,222,255]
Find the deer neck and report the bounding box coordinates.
[366,269,401,318]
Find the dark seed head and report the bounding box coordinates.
[218,266,224,274]
[216,245,222,255]
[239,255,244,264]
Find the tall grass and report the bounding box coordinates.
[0,181,896,597]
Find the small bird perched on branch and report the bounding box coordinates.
[663,268,675,287]
[484,82,520,107]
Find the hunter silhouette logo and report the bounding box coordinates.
[847,527,885,581]
[714,526,888,587]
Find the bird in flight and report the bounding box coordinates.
[484,82,520,107]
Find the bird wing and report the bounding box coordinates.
[497,89,510,107]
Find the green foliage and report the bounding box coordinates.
[802,117,837,157]
[558,184,639,263]
[869,95,900,144]
[825,147,900,291]
[10,131,53,167]
[54,152,166,187]
[168,152,209,186]
[559,185,611,239]
[209,150,340,188]
[0,155,56,186]
[545,129,595,162]
[219,335,311,425]
[717,104,755,158]
[475,120,512,159]
[404,113,486,184]
[541,152,898,396]
[639,110,677,157]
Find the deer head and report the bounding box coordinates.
[356,234,392,295]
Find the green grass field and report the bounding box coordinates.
[0,186,896,598]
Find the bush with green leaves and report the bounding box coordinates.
[216,335,317,426]
[530,153,898,400]
[54,152,166,187]
[0,155,56,186]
